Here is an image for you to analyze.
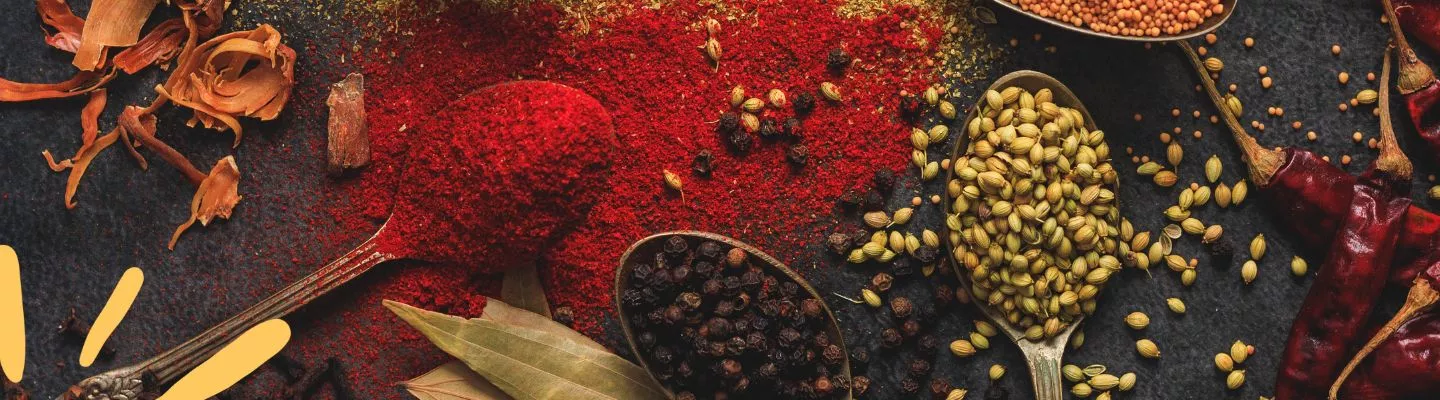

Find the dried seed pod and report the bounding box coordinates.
[949,339,976,357]
[739,112,760,133]
[864,211,891,228]
[893,207,915,225]
[1215,182,1232,207]
[1166,298,1186,314]
[729,85,745,108]
[1124,312,1150,330]
[1193,185,1212,205]
[1136,161,1163,175]
[1181,269,1197,286]
[1136,339,1160,358]
[861,288,882,307]
[1063,364,1085,382]
[1232,179,1249,204]
[1202,224,1224,243]
[1356,89,1379,104]
[922,230,940,248]
[1118,372,1136,391]
[1226,370,1246,389]
[1070,331,1085,349]
[701,38,722,65]
[928,124,950,143]
[1230,340,1249,363]
[705,18,721,36]
[989,364,1006,380]
[741,97,765,113]
[1215,353,1235,372]
[1204,57,1224,72]
[1249,234,1266,260]
[820,82,842,101]
[766,89,787,108]
[1205,155,1222,183]
[1072,383,1093,397]
[971,332,990,349]
[922,162,940,181]
[939,101,957,120]
[1290,256,1308,276]
[1241,260,1257,284]
[1166,142,1183,166]
[1153,171,1178,187]
[946,389,967,400]
[1181,218,1205,235]
[1090,374,1120,390]
[974,320,998,337]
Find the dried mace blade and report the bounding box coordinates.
[169,156,243,250]
[157,24,296,147]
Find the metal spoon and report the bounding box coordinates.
[59,81,617,399]
[943,70,1104,400]
[986,0,1238,43]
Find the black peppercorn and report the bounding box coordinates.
[654,346,674,364]
[697,241,723,260]
[702,279,724,297]
[779,282,800,297]
[758,118,781,139]
[717,113,740,135]
[899,94,922,121]
[747,331,768,353]
[664,236,689,255]
[704,317,733,338]
[741,268,764,289]
[914,245,940,263]
[892,258,916,277]
[731,376,750,393]
[722,276,743,296]
[783,117,803,139]
[863,188,886,211]
[670,264,692,284]
[553,306,575,327]
[720,358,743,377]
[837,189,863,209]
[934,283,954,308]
[638,331,656,349]
[725,248,747,268]
[930,378,952,399]
[1209,239,1236,269]
[692,150,715,177]
[812,332,831,349]
[908,359,932,377]
[873,170,896,193]
[849,346,870,367]
[622,289,646,307]
[901,377,922,394]
[918,335,938,353]
[676,361,694,378]
[631,264,654,284]
[825,233,851,255]
[822,344,844,366]
[826,48,851,71]
[693,261,717,279]
[801,298,824,319]
[881,328,903,348]
[778,327,803,349]
[757,362,780,379]
[902,319,922,338]
[726,336,747,356]
[677,292,702,311]
[793,92,816,115]
[871,272,894,292]
[853,376,871,396]
[713,301,735,318]
[663,305,685,324]
[891,296,914,318]
[728,131,752,153]
[814,376,833,395]
[786,144,808,166]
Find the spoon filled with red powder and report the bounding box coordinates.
[62,81,617,397]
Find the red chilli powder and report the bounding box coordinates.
[287,0,956,395]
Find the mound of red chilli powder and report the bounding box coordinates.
[377,80,616,272]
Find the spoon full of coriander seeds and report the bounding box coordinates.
[944,70,1123,400]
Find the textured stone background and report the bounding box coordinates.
[0,0,1431,398]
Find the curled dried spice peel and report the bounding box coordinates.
[157,24,296,147]
[0,70,113,102]
[71,0,161,71]
[37,0,84,52]
[112,0,227,74]
[169,156,242,250]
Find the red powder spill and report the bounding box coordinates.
[286,0,951,395]
[377,80,616,270]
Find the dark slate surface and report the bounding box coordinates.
[0,0,1433,399]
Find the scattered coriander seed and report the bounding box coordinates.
[863,211,891,228]
[1071,331,1085,349]
[1215,353,1235,372]
[1154,171,1178,187]
[1167,142,1184,166]
[1082,364,1106,377]
[1091,374,1121,390]
[1250,234,1267,260]
[1227,370,1246,389]
[971,332,990,349]
[861,288,881,307]
[1203,224,1224,243]
[1119,372,1136,391]
[1356,89,1379,104]
[1181,269,1197,286]
[946,389,967,400]
[1203,57,1223,72]
[1064,365,1085,382]
[729,85,745,108]
[1428,185,1440,200]
[766,89,787,108]
[819,82,842,101]
[663,169,684,201]
[1242,260,1258,284]
[1072,383,1093,397]
[1291,256,1308,276]
[1125,312,1150,330]
[950,339,976,357]
[1231,340,1250,363]
[1182,218,1205,235]
[1097,391,1113,400]
[1166,298,1186,314]
[741,97,765,113]
[975,320,998,337]
[1232,179,1249,204]
[989,364,1006,381]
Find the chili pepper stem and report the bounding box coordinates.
[1329,278,1439,399]
[1377,47,1415,179]
[1382,0,1438,94]
[1176,41,1283,186]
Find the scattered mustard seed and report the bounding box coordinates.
[1193,110,1201,118]
[1160,132,1172,143]
[1261,76,1273,89]
[1307,131,1317,141]
[1134,113,1143,121]
[1339,103,1349,112]
[1353,131,1363,142]
[1198,46,1208,56]
[1339,71,1350,84]
[1210,115,1219,124]
[1342,154,1352,165]
[1206,33,1218,44]
[1193,130,1203,139]
[1258,65,1268,75]
[1292,121,1302,129]
[1228,83,1238,93]
[1172,108,1181,117]
[1332,44,1342,55]
[1367,72,1376,81]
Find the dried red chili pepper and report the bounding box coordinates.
[1181,43,1415,400]
[1273,51,1413,400]
[1380,0,1440,162]
[1336,311,1440,399]
[1392,0,1440,54]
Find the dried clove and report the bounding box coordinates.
[692,150,715,177]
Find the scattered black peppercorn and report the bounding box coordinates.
[784,117,803,139]
[1208,239,1236,269]
[873,170,896,193]
[717,112,740,135]
[692,150,715,177]
[678,292,703,311]
[892,258,916,277]
[908,359,932,377]
[934,283,954,308]
[863,189,886,211]
[801,298,824,319]
[881,328,904,348]
[826,48,852,71]
[930,378,953,399]
[728,131,752,153]
[899,94,923,121]
[822,344,844,366]
[901,377,922,394]
[902,319,922,338]
[852,376,871,396]
[793,92,816,115]
[758,118,781,139]
[914,245,940,263]
[837,190,863,209]
[814,376,834,396]
[786,144,808,166]
[825,233,851,255]
[726,248,747,268]
[553,306,575,327]
[849,346,870,368]
[697,241,723,260]
[890,296,914,318]
[664,236,689,255]
[919,335,939,353]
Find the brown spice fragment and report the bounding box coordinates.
[72,0,162,71]
[169,156,242,249]
[326,73,370,176]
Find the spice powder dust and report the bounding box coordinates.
[277,0,996,395]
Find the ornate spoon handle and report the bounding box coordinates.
[62,225,396,399]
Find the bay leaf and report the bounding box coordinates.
[478,299,603,351]
[500,263,552,318]
[385,300,668,400]
[404,361,513,400]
